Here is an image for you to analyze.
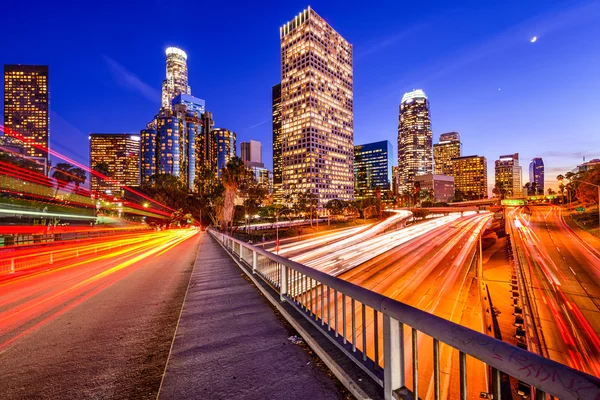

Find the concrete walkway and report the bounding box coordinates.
[158,232,343,400]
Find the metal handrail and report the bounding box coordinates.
[209,228,600,400]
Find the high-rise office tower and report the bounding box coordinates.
[280,7,354,208]
[90,133,140,195]
[354,141,393,199]
[3,65,49,171]
[495,153,522,197]
[173,94,205,191]
[398,89,432,193]
[272,83,282,203]
[529,157,544,195]
[140,121,158,181]
[452,155,488,199]
[161,47,191,110]
[212,128,236,177]
[241,140,262,165]
[196,111,215,173]
[433,132,461,175]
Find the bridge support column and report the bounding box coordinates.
[279,265,287,302]
[383,315,404,399]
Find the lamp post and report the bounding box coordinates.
[245,214,249,234]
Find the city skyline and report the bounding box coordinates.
[1,2,599,192]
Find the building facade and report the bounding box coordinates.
[3,65,49,170]
[173,94,205,191]
[398,89,432,194]
[414,174,454,203]
[161,47,191,110]
[528,157,544,195]
[433,132,461,176]
[272,83,282,203]
[140,123,158,180]
[280,7,354,208]
[452,155,488,199]
[241,140,262,164]
[495,153,522,198]
[90,133,140,195]
[354,140,393,199]
[212,128,236,177]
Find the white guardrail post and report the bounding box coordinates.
[383,315,404,399]
[252,250,257,274]
[279,264,287,302]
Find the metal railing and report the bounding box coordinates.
[210,229,600,400]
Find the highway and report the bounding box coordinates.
[509,205,600,376]
[0,229,199,399]
[286,212,492,399]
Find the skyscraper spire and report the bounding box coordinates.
[161,47,191,110]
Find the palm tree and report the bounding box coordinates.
[70,167,87,191]
[52,162,75,196]
[220,157,246,231]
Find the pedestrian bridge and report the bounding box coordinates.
[208,229,600,400]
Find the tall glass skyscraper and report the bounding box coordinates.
[398,89,432,193]
[495,153,522,197]
[433,132,461,176]
[529,157,544,195]
[173,94,205,191]
[141,48,207,191]
[161,47,191,110]
[354,141,393,199]
[272,83,282,203]
[280,7,354,208]
[3,65,49,171]
[212,128,236,177]
[90,133,140,195]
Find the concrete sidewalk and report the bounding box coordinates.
[158,232,343,400]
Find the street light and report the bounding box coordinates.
[558,176,600,229]
[245,214,250,234]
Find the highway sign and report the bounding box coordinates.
[501,199,525,206]
[576,207,586,212]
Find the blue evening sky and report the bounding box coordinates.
[2,0,599,190]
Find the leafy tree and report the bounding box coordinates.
[70,167,87,190]
[547,188,556,196]
[325,199,347,216]
[524,182,531,196]
[492,182,506,200]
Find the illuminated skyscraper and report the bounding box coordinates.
[280,7,354,207]
[140,122,158,180]
[354,141,393,199]
[398,89,432,193]
[433,132,461,175]
[212,128,236,177]
[529,157,544,195]
[196,111,215,172]
[495,153,522,197]
[452,155,488,199]
[3,65,49,170]
[90,133,140,195]
[161,47,191,110]
[173,94,205,191]
[272,83,282,203]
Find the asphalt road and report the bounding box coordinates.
[0,229,200,399]
[510,205,600,376]
[284,213,492,399]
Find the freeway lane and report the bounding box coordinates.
[510,205,600,376]
[288,212,491,399]
[0,229,199,399]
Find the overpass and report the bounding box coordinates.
[208,229,600,400]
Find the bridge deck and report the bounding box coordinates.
[158,232,342,400]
